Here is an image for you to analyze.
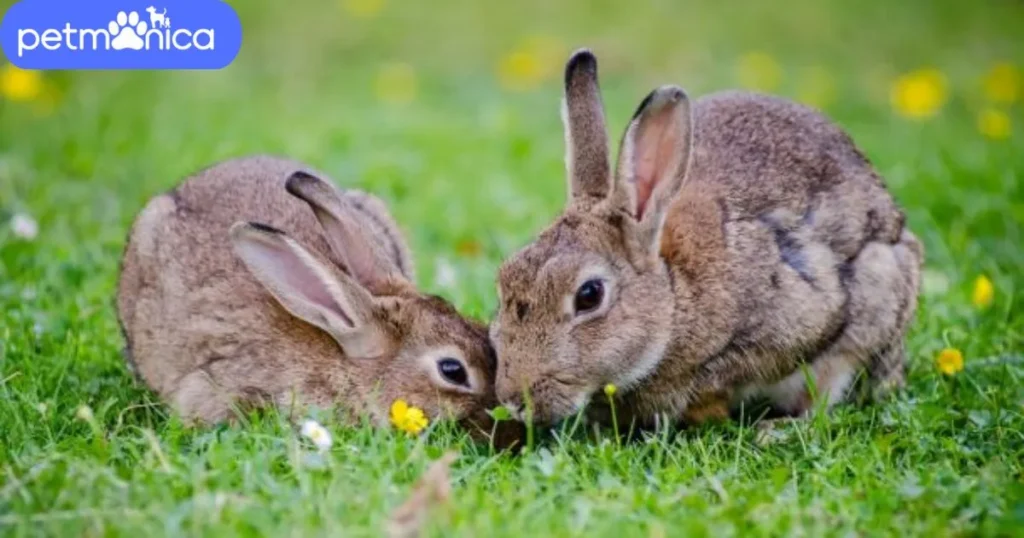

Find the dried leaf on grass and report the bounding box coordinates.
[386,451,458,538]
[754,418,796,446]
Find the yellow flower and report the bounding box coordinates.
[390,399,428,435]
[796,66,836,109]
[971,275,995,309]
[603,384,617,398]
[374,62,417,105]
[497,36,563,92]
[735,52,782,92]
[891,69,947,120]
[977,108,1012,140]
[935,348,964,376]
[1,64,43,102]
[342,0,385,19]
[982,63,1019,104]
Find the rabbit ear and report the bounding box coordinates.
[230,222,387,359]
[613,85,694,251]
[285,171,404,291]
[563,49,612,206]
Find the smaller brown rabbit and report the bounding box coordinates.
[492,50,922,427]
[117,155,505,435]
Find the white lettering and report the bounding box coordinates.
[62,23,77,51]
[16,23,214,54]
[172,29,191,49]
[193,29,214,50]
[145,29,165,50]
[17,29,39,57]
[78,29,110,50]
[41,29,61,50]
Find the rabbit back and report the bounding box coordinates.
[116,155,411,418]
[662,92,921,415]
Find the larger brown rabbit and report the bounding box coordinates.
[492,50,923,427]
[117,155,504,434]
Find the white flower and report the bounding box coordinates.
[300,419,333,452]
[434,258,458,290]
[75,404,94,422]
[10,213,38,240]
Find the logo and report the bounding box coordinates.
[1,0,242,69]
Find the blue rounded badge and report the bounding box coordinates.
[1,0,242,69]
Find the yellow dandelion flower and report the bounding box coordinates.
[390,399,429,435]
[374,62,417,105]
[982,63,1019,104]
[1,64,43,102]
[796,66,836,109]
[890,69,947,120]
[603,384,617,398]
[935,348,964,376]
[977,108,1012,140]
[342,0,385,19]
[971,275,995,309]
[735,52,782,92]
[520,35,563,80]
[498,51,543,92]
[497,36,562,92]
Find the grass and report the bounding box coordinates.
[1,0,1023,535]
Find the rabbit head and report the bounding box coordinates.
[492,50,694,424]
[231,171,503,434]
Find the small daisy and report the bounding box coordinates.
[300,419,333,452]
[75,404,94,422]
[10,212,38,240]
[434,258,458,290]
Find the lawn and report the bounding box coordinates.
[1,0,1023,536]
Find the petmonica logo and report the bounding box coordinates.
[1,0,242,69]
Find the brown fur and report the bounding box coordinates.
[117,155,506,434]
[492,50,923,426]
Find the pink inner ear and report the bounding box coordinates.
[245,239,353,327]
[633,106,681,219]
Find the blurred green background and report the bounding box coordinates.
[2,0,1023,304]
[1,0,1021,317]
[1,0,1022,535]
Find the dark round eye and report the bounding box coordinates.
[574,279,604,314]
[438,358,468,386]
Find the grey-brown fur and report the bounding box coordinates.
[117,155,503,431]
[492,50,922,426]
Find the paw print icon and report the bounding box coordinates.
[108,11,148,50]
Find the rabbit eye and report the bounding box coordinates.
[574,279,604,314]
[438,358,469,387]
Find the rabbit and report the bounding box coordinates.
[491,50,923,427]
[116,155,511,437]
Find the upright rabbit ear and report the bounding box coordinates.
[285,171,404,292]
[230,222,387,359]
[613,85,694,253]
[563,49,612,207]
